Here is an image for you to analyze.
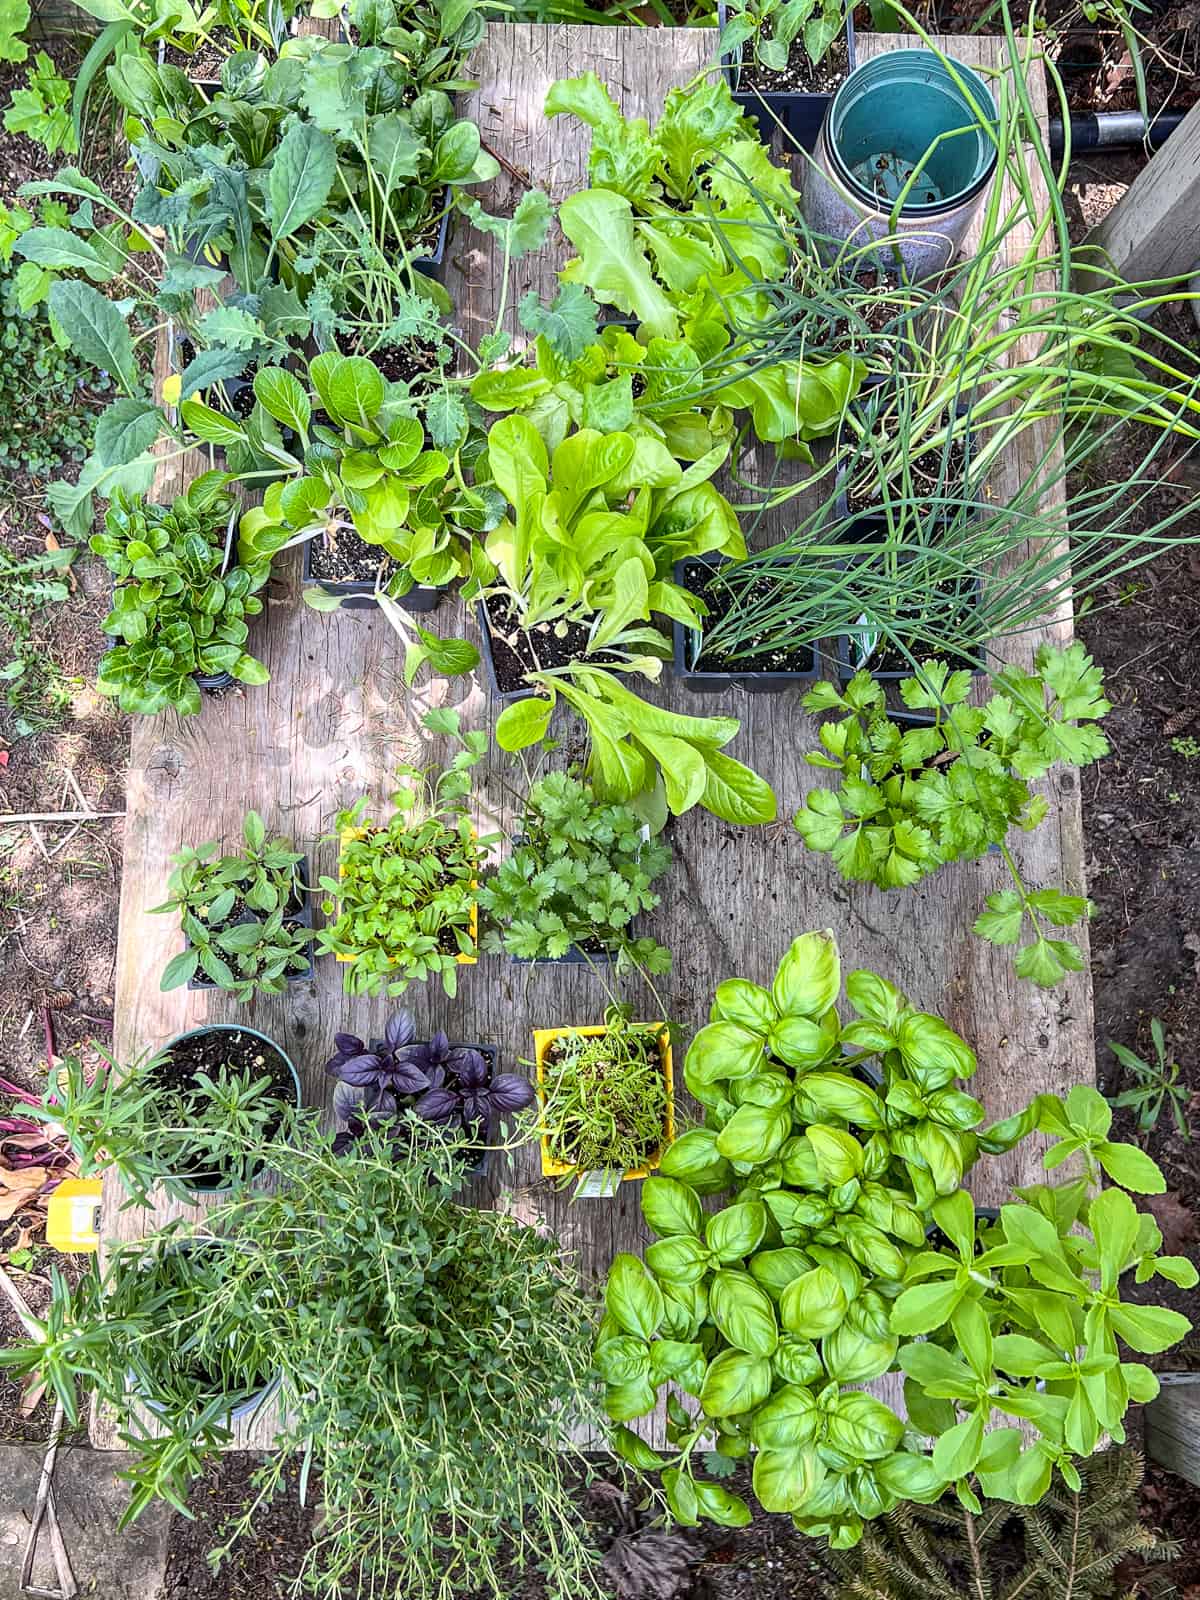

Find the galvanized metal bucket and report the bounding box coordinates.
[800,49,999,280]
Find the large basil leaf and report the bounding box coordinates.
[706,1201,767,1263]
[773,1334,824,1386]
[771,930,841,1019]
[685,1021,764,1085]
[658,1127,734,1194]
[796,1072,885,1129]
[826,1392,904,1463]
[641,1176,703,1240]
[645,1234,710,1287]
[751,1384,819,1450]
[716,1102,791,1165]
[752,1447,824,1514]
[709,1270,778,1357]
[605,1253,664,1340]
[693,1480,752,1528]
[713,978,777,1032]
[594,1334,651,1385]
[748,1247,812,1300]
[603,1376,659,1421]
[699,1349,772,1417]
[780,1266,847,1339]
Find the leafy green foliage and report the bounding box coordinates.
[794,647,1109,986]
[234,353,502,597]
[36,1048,294,1203]
[538,1009,672,1184]
[0,542,76,736]
[0,245,112,479]
[1,1120,607,1597]
[825,1447,1176,1600]
[719,0,845,73]
[4,51,78,156]
[148,810,312,999]
[542,72,863,450]
[480,770,672,968]
[89,474,269,716]
[317,709,490,998]
[0,0,28,61]
[1106,1017,1190,1139]
[597,930,1195,1548]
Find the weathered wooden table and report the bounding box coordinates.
[94,24,1093,1447]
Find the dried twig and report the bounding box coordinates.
[20,1399,79,1600]
[1,813,124,825]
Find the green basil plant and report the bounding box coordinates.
[542,72,863,455]
[596,930,1196,1548]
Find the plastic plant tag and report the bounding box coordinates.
[575,1168,623,1199]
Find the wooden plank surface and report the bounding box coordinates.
[1144,1375,1200,1486]
[94,25,1093,1448]
[1084,96,1200,284]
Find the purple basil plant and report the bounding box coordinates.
[325,1012,534,1153]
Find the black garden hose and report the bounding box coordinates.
[1049,109,1187,154]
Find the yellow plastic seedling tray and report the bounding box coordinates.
[533,1023,674,1185]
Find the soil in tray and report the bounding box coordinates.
[151,1029,294,1187]
[482,593,628,692]
[849,431,973,512]
[177,338,256,419]
[848,580,981,675]
[332,330,442,384]
[161,30,241,79]
[681,559,817,673]
[308,526,400,587]
[736,30,850,94]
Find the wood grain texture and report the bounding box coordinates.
[93,25,1093,1448]
[1144,1375,1200,1486]
[1084,96,1200,283]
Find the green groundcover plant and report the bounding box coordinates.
[793,647,1110,988]
[317,709,491,997]
[480,768,672,970]
[148,809,311,998]
[90,473,269,716]
[0,1122,608,1600]
[596,930,1196,1549]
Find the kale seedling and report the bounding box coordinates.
[793,645,1110,987]
[149,810,311,999]
[479,770,672,971]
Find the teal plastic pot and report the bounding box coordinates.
[801,49,999,280]
[157,1023,301,1196]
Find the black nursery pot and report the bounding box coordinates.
[834,560,986,684]
[511,942,616,968]
[475,600,537,704]
[672,554,820,695]
[718,4,856,150]
[412,193,452,277]
[186,854,316,992]
[302,539,443,614]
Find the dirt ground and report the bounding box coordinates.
[1,28,1199,1600]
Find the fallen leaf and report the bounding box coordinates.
[0,1168,47,1221]
[0,751,8,769]
[1101,46,1133,100]
[1142,1191,1197,1255]
[44,530,76,592]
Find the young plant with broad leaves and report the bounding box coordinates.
[542,73,863,455]
[793,647,1110,986]
[149,810,311,998]
[90,473,269,716]
[596,930,1195,1548]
